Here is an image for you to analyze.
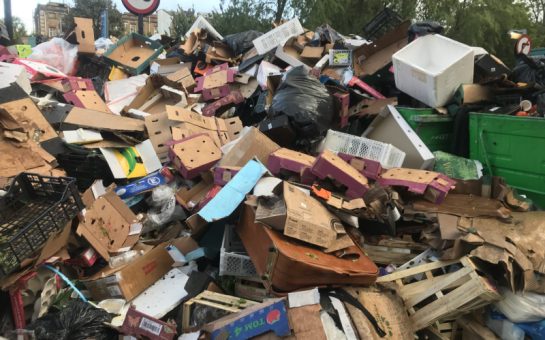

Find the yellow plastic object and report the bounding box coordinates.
[15,45,32,58]
[108,66,128,81]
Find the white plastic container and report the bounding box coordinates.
[320,129,405,169]
[219,225,257,277]
[393,34,474,107]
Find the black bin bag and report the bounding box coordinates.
[269,66,336,145]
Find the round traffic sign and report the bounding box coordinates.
[121,0,160,16]
[515,34,532,55]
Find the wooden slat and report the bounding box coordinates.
[377,259,459,282]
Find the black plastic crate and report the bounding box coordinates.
[363,8,403,41]
[0,173,83,277]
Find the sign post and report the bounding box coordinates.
[121,0,160,35]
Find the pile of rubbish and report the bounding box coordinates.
[1,9,545,340]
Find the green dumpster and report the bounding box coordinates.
[469,112,545,208]
[396,107,453,152]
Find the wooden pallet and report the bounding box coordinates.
[181,290,258,331]
[377,256,500,331]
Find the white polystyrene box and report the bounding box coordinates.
[393,34,474,108]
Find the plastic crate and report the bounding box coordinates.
[320,129,405,169]
[363,7,403,41]
[219,225,257,277]
[0,173,83,277]
[396,107,453,152]
[469,112,545,208]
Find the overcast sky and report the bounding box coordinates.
[0,0,221,34]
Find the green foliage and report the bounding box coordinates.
[64,0,124,38]
[209,0,271,35]
[12,17,27,44]
[0,17,28,43]
[170,6,197,39]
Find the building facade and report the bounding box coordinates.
[34,2,70,38]
[121,13,158,36]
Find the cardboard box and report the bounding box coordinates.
[353,20,410,76]
[64,107,145,132]
[393,34,474,108]
[77,191,143,260]
[150,57,182,75]
[202,299,291,340]
[175,172,214,210]
[73,18,95,54]
[169,134,222,179]
[311,150,369,199]
[267,148,315,176]
[63,90,111,113]
[201,91,244,117]
[120,306,176,340]
[104,33,164,75]
[0,94,58,141]
[83,237,198,301]
[219,127,281,168]
[100,139,162,179]
[123,76,187,115]
[166,67,196,91]
[185,160,266,234]
[282,182,339,248]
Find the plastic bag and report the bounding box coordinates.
[495,287,545,323]
[510,56,545,85]
[143,185,186,233]
[408,22,444,42]
[223,30,263,56]
[94,37,114,51]
[27,300,115,340]
[28,38,78,75]
[269,66,335,143]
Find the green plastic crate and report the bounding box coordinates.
[396,107,453,152]
[103,33,164,75]
[469,112,545,208]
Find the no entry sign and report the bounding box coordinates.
[121,0,160,16]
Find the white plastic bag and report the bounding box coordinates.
[95,37,114,51]
[495,287,545,323]
[28,38,78,75]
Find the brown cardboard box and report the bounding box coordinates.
[300,46,324,60]
[83,237,198,301]
[144,111,176,162]
[175,172,214,210]
[353,20,410,76]
[76,191,142,260]
[74,17,95,54]
[219,127,281,168]
[282,182,339,248]
[170,134,222,179]
[123,76,184,115]
[167,67,196,92]
[64,90,111,113]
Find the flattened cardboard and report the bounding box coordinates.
[459,84,493,104]
[283,182,339,248]
[0,62,31,93]
[74,17,95,54]
[286,305,327,340]
[253,18,304,55]
[83,237,197,301]
[77,191,142,260]
[300,46,324,60]
[344,287,414,340]
[219,127,281,168]
[64,107,145,132]
[0,97,57,141]
[63,90,111,113]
